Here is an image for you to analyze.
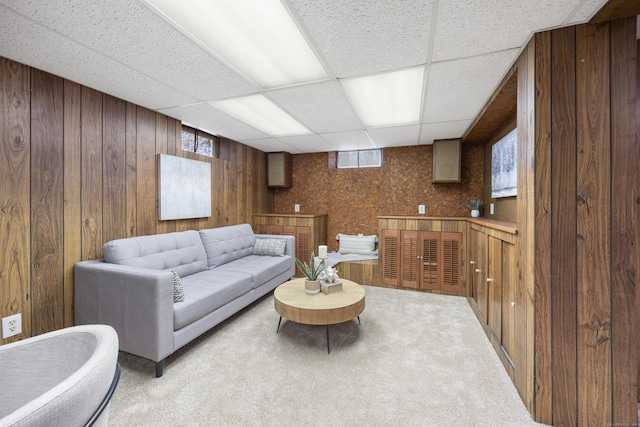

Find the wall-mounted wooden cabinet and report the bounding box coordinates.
[432,139,461,183]
[253,214,327,276]
[267,152,292,187]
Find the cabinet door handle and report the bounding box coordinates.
[470,261,476,265]
[511,301,516,307]
[486,278,494,282]
[475,268,481,273]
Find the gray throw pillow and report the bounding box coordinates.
[252,239,286,256]
[172,270,185,303]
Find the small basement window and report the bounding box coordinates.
[181,125,217,158]
[337,149,382,169]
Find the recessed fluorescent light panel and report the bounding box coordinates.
[144,0,328,89]
[210,95,311,137]
[342,67,425,127]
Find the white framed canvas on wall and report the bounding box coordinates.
[491,128,517,198]
[158,154,211,220]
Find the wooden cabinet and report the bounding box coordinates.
[267,152,292,187]
[381,227,462,294]
[253,214,327,275]
[468,223,517,377]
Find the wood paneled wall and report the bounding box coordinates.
[529,18,639,426]
[273,145,484,253]
[0,57,272,343]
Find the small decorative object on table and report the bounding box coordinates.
[319,266,342,294]
[295,252,323,295]
[467,199,483,218]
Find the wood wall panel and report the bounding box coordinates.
[274,145,484,253]
[533,30,553,425]
[575,22,612,427]
[30,69,64,335]
[516,39,536,415]
[549,26,578,427]
[103,95,127,243]
[135,107,156,237]
[0,59,31,343]
[63,80,82,327]
[80,87,103,261]
[524,17,639,427]
[0,57,273,341]
[610,18,639,426]
[125,102,138,238]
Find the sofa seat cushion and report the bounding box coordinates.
[102,230,208,278]
[214,255,293,289]
[199,224,256,268]
[174,271,253,330]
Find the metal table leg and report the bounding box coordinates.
[277,316,282,333]
[326,325,330,354]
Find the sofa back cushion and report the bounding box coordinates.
[199,224,256,268]
[102,230,208,277]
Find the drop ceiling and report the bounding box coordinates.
[0,0,608,153]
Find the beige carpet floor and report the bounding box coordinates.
[109,285,547,426]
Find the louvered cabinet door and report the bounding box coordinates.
[419,231,441,290]
[381,229,400,286]
[401,231,420,289]
[440,232,462,293]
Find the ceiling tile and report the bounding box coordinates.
[0,0,258,101]
[240,138,297,153]
[418,120,473,145]
[422,49,519,124]
[159,103,269,141]
[368,125,421,148]
[267,81,363,133]
[320,130,376,151]
[277,134,335,153]
[0,7,198,110]
[432,0,582,61]
[289,0,433,78]
[565,0,609,24]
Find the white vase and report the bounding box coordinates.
[304,279,320,295]
[471,209,480,218]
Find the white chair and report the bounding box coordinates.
[0,324,120,427]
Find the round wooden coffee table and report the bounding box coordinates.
[274,278,365,353]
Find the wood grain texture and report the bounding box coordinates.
[590,0,640,23]
[80,87,103,260]
[610,18,639,426]
[274,145,484,254]
[135,107,156,237]
[63,80,82,328]
[103,95,127,242]
[533,30,553,425]
[576,22,611,427]
[516,38,536,414]
[30,69,64,334]
[0,59,31,343]
[125,102,137,238]
[551,26,579,427]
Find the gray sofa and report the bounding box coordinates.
[74,223,295,377]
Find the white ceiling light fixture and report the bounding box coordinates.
[210,95,311,137]
[144,0,329,89]
[342,67,425,128]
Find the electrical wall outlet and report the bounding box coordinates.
[294,204,300,213]
[490,203,495,215]
[2,313,22,339]
[418,204,425,215]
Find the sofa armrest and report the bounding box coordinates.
[74,260,174,363]
[254,234,295,257]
